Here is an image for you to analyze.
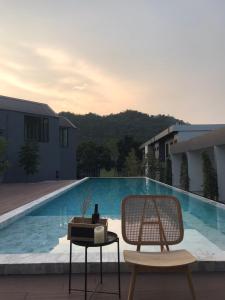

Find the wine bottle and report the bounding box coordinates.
[92,204,100,224]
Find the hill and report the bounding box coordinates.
[59,110,186,145]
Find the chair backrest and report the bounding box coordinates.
[121,195,184,251]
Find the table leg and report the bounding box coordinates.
[100,246,103,284]
[69,241,72,294]
[85,246,88,300]
[117,239,121,298]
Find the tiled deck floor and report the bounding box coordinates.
[0,181,75,215]
[0,272,225,299]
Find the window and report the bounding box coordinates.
[59,127,69,147]
[24,116,49,142]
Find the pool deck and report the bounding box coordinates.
[0,272,225,300]
[0,180,76,215]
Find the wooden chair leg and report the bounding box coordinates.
[185,266,196,300]
[128,265,137,300]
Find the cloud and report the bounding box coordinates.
[32,45,141,109]
[0,44,142,114]
[35,47,71,65]
[0,59,26,71]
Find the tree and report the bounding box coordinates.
[202,151,218,200]
[104,138,119,164]
[0,137,9,175]
[98,145,114,171]
[165,158,172,185]
[77,141,113,178]
[123,149,141,176]
[19,141,39,178]
[180,153,189,191]
[117,136,142,174]
[59,110,186,145]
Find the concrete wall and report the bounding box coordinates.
[143,128,220,162]
[171,153,182,187]
[214,145,225,203]
[37,117,60,181]
[176,131,215,142]
[60,127,77,179]
[171,146,225,203]
[144,130,208,163]
[187,151,203,193]
[165,137,174,159]
[0,111,7,136]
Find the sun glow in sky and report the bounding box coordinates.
[0,0,225,123]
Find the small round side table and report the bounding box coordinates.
[68,231,121,299]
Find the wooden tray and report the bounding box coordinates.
[67,217,108,241]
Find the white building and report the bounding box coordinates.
[140,124,225,162]
[171,126,225,203]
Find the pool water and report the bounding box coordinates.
[0,178,225,256]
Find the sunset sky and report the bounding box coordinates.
[0,0,225,123]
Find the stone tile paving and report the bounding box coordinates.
[0,272,225,300]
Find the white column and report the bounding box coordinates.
[187,151,203,193]
[214,145,225,203]
[171,153,182,187]
[144,145,148,155]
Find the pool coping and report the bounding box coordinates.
[1,260,225,275]
[0,176,225,274]
[146,177,225,211]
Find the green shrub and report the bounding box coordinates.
[180,153,189,191]
[165,158,172,185]
[124,148,141,176]
[19,141,40,178]
[202,151,218,200]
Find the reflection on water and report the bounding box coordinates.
[0,178,225,254]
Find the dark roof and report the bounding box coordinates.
[59,116,77,129]
[171,126,225,154]
[0,95,57,117]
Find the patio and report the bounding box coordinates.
[0,272,225,300]
[0,180,75,215]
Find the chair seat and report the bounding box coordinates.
[124,249,196,268]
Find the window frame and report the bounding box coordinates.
[24,115,49,143]
[59,127,69,148]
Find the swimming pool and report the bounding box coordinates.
[0,177,225,261]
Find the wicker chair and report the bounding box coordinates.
[121,195,196,300]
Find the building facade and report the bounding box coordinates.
[171,126,225,203]
[0,95,77,182]
[140,124,225,162]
